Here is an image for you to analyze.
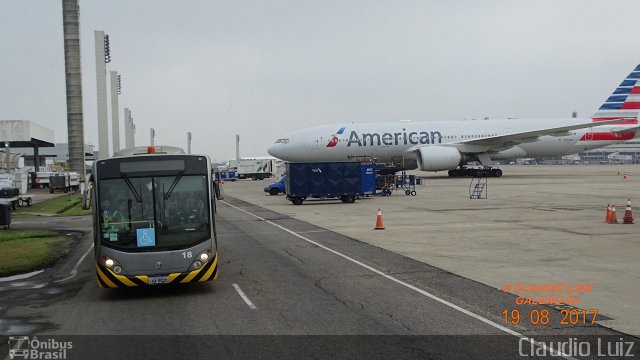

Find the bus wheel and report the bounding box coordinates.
[291,198,304,205]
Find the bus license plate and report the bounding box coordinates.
[148,276,169,285]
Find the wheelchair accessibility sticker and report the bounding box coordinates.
[136,228,156,247]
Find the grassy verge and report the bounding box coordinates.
[13,194,92,217]
[0,230,75,276]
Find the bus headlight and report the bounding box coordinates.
[105,259,114,268]
[113,265,122,274]
[200,253,209,262]
[193,260,202,270]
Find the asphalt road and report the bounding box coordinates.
[0,198,636,359]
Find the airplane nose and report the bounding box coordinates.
[268,143,290,160]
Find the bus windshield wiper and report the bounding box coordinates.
[164,172,184,200]
[122,174,142,203]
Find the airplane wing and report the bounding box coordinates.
[440,117,636,154]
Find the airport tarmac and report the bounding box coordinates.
[222,164,640,336]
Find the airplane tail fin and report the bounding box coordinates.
[592,64,640,123]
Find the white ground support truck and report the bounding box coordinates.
[227,157,276,180]
[0,172,33,209]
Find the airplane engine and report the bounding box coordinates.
[415,146,463,171]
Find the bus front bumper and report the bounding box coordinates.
[95,254,218,288]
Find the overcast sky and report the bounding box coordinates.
[1,0,639,162]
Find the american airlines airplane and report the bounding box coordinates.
[268,64,640,177]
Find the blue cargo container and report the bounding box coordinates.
[360,164,376,195]
[215,170,237,182]
[286,162,362,205]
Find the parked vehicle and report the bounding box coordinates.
[228,158,275,180]
[49,173,70,193]
[0,172,33,209]
[30,171,56,189]
[264,176,286,195]
[69,172,80,191]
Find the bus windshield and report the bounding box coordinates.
[98,174,210,251]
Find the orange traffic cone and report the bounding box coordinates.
[608,204,619,224]
[374,208,385,230]
[623,199,634,224]
[605,204,611,223]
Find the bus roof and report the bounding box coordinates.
[113,146,185,157]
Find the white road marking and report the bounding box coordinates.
[54,243,94,283]
[233,283,257,310]
[0,270,44,282]
[222,200,576,359]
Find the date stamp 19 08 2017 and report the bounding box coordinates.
[500,283,599,326]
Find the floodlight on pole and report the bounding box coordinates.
[104,34,111,63]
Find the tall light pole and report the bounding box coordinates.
[124,108,135,149]
[94,31,110,159]
[187,132,192,154]
[236,134,240,160]
[5,142,10,173]
[110,71,121,154]
[131,117,136,147]
[62,0,85,180]
[150,128,155,147]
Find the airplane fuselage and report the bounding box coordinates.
[268,118,636,170]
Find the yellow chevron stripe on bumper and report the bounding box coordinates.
[95,254,218,288]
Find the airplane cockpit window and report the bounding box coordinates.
[275,138,290,144]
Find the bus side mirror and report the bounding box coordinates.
[213,180,224,200]
[82,182,93,210]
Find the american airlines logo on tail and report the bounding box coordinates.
[593,64,640,124]
[326,127,346,147]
